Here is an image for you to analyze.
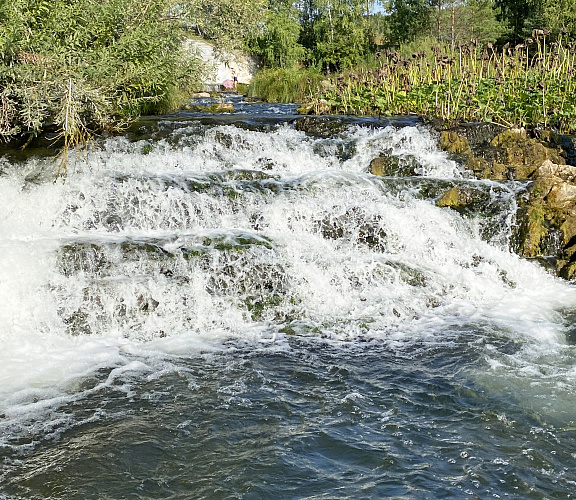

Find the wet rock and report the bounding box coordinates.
[433,122,576,278]
[512,159,576,278]
[439,131,472,155]
[294,116,349,137]
[436,185,491,213]
[369,150,418,177]
[182,103,234,113]
[437,125,566,181]
[64,309,92,336]
[296,100,331,116]
[137,295,160,312]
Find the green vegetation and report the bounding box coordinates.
[248,68,325,103]
[2,0,576,160]
[300,33,576,133]
[245,0,576,134]
[0,0,208,170]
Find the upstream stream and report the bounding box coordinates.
[1,98,576,499]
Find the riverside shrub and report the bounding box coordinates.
[0,0,205,160]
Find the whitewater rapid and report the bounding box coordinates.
[1,116,575,439]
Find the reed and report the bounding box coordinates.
[303,33,576,134]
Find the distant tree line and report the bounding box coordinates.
[243,0,576,71]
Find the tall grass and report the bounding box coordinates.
[247,68,325,103]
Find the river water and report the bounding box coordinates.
[1,99,576,499]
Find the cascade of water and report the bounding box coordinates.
[0,116,574,428]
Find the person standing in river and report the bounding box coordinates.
[232,69,238,88]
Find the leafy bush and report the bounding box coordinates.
[0,0,206,163]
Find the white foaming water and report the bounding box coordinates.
[1,121,575,430]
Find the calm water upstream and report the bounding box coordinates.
[1,98,576,499]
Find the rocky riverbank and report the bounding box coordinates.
[414,123,576,279]
[277,117,576,281]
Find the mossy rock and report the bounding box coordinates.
[369,152,418,177]
[490,128,527,148]
[435,124,576,278]
[436,185,491,214]
[296,99,331,115]
[561,215,576,246]
[182,103,234,113]
[206,103,234,113]
[440,131,472,155]
[487,129,566,180]
[522,204,550,257]
[559,261,576,280]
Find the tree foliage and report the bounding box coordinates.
[251,0,305,68]
[185,0,267,51]
[538,0,576,38]
[386,0,433,44]
[299,0,375,71]
[494,0,538,41]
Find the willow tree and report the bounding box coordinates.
[300,0,375,71]
[251,0,305,68]
[184,0,267,51]
[0,0,205,151]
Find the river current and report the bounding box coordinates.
[1,99,576,499]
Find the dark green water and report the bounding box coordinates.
[3,337,576,499]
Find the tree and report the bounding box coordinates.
[251,0,305,68]
[434,0,505,46]
[494,0,537,42]
[184,0,267,51]
[463,0,505,44]
[299,0,375,71]
[539,0,576,38]
[387,0,433,45]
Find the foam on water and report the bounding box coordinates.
[1,120,575,433]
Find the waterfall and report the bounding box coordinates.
[1,112,575,447]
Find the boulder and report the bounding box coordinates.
[369,151,418,177]
[437,125,566,181]
[434,123,576,278]
[294,116,349,137]
[296,100,331,116]
[515,159,576,278]
[182,103,234,113]
[436,185,490,214]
